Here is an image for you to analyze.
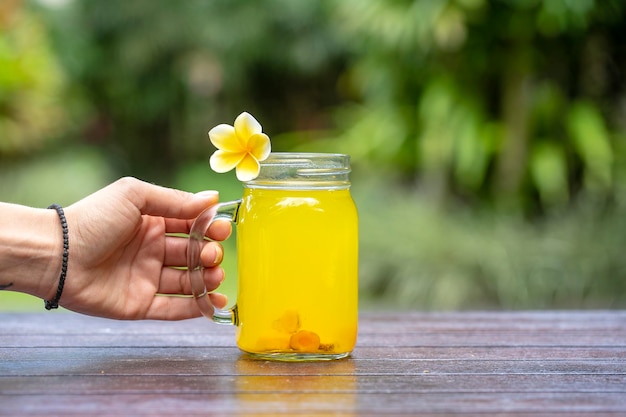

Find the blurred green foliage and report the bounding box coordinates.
[0,0,67,154]
[1,0,626,310]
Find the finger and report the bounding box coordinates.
[117,177,219,219]
[200,241,224,267]
[164,218,233,239]
[163,218,195,235]
[158,265,224,295]
[144,291,229,321]
[209,292,228,309]
[171,217,233,239]
[145,296,203,320]
[207,219,232,241]
[163,237,224,267]
[163,235,189,266]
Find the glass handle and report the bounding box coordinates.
[187,200,241,324]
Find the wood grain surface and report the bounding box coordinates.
[1,311,625,416]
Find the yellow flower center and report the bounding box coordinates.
[208,112,271,181]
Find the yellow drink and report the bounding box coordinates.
[187,153,357,361]
[235,187,358,359]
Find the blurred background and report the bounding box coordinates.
[1,0,625,311]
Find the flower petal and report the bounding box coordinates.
[234,112,262,146]
[208,124,242,152]
[248,133,271,161]
[209,150,245,173]
[235,153,261,181]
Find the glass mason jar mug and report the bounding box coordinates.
[187,153,358,361]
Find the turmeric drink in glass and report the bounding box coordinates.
[188,153,358,361]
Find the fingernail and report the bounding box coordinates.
[195,190,219,198]
[214,245,224,265]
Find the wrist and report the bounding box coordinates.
[0,202,64,302]
[44,204,69,310]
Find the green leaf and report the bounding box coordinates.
[567,101,613,191]
[530,141,569,207]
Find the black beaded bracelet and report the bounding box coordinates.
[45,204,69,310]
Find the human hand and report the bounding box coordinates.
[55,177,231,320]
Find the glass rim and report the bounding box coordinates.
[261,152,349,161]
[246,152,351,190]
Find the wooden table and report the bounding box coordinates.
[1,311,625,416]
